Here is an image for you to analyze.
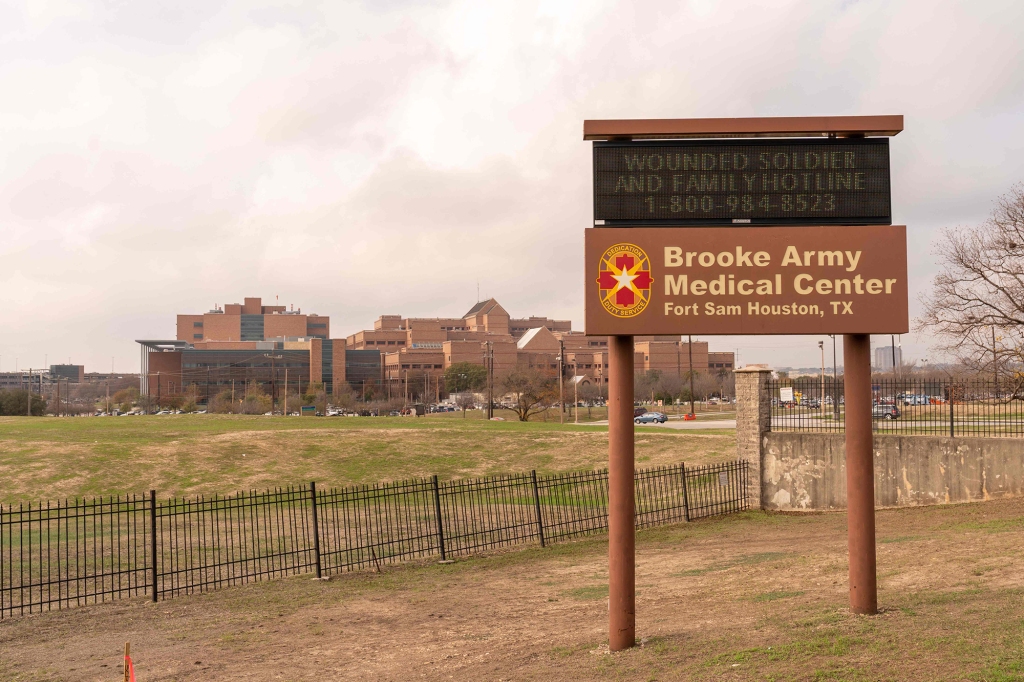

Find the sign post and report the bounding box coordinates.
[607,335,635,650]
[585,116,905,649]
[844,333,877,613]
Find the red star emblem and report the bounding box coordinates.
[598,247,653,310]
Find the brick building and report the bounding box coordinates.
[345,299,734,398]
[140,297,345,403]
[176,297,329,343]
[138,296,734,405]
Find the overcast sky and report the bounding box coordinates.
[2,0,1023,374]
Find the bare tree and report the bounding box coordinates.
[501,368,556,422]
[454,391,476,417]
[918,184,1024,396]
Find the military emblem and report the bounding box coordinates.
[597,243,654,317]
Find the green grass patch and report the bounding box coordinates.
[753,590,806,602]
[562,585,609,600]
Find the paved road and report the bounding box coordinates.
[587,418,737,430]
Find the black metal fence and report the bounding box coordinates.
[1,460,747,618]
[767,378,1024,437]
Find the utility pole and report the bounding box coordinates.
[27,368,32,416]
[558,339,564,425]
[284,368,288,416]
[264,354,283,412]
[687,335,695,417]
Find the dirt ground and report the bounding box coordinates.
[3,497,1024,681]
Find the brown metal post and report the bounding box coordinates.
[608,335,635,650]
[843,333,877,614]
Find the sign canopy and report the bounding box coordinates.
[594,139,891,226]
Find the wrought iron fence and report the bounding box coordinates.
[766,378,1024,437]
[1,460,748,619]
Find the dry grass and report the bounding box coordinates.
[2,497,1023,680]
[0,415,734,503]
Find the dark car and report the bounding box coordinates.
[871,405,901,420]
[633,407,647,418]
[635,412,667,424]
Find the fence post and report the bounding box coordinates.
[530,470,546,547]
[149,490,157,603]
[680,463,690,522]
[949,390,955,438]
[431,475,447,561]
[310,481,322,579]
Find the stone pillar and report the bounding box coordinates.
[734,365,773,509]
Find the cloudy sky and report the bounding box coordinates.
[2,0,1023,373]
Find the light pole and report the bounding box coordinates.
[818,340,826,420]
[558,340,564,425]
[687,335,695,417]
[829,334,839,419]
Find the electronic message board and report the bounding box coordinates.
[593,139,890,225]
[584,225,908,335]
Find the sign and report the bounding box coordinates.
[780,387,794,403]
[593,139,890,225]
[300,405,316,416]
[585,225,908,335]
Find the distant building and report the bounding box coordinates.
[176,296,329,343]
[0,372,44,392]
[139,296,345,402]
[875,345,902,371]
[138,296,735,405]
[347,298,734,399]
[50,365,85,383]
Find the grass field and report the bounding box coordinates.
[0,414,735,504]
[2,497,1022,680]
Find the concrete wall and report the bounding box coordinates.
[762,432,1024,510]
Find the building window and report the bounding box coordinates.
[402,364,410,369]
[193,321,203,327]
[193,334,203,339]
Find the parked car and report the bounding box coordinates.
[635,412,667,424]
[633,407,647,417]
[871,405,901,420]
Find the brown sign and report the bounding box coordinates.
[585,225,908,335]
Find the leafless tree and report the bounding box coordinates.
[917,184,1024,396]
[454,391,476,417]
[501,368,556,422]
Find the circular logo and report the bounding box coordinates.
[597,243,654,318]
